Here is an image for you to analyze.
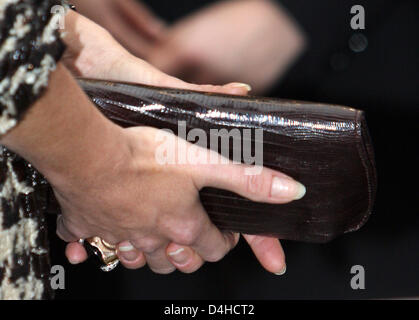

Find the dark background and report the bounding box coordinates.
[50,0,419,299]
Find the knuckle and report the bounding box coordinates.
[205,249,226,263]
[170,217,202,245]
[243,171,268,198]
[173,225,200,246]
[225,232,240,248]
[133,237,161,254]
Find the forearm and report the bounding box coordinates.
[0,63,127,187]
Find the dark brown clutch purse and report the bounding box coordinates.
[63,79,376,245]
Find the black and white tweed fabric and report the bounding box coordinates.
[0,0,66,299]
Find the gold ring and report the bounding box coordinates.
[80,237,120,272]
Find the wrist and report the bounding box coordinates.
[0,63,132,191]
[44,118,131,192]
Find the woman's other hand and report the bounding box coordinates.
[71,0,165,58]
[147,0,306,94]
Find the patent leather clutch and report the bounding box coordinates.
[46,79,377,243]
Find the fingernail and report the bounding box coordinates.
[230,82,252,92]
[118,243,138,262]
[68,258,79,265]
[119,244,135,252]
[271,177,306,200]
[275,265,287,276]
[168,247,189,265]
[294,183,306,200]
[119,250,138,262]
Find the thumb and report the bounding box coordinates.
[189,153,306,204]
[243,234,287,275]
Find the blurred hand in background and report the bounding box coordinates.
[74,0,306,94]
[71,0,166,57]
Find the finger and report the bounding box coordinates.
[190,82,252,96]
[130,238,176,274]
[123,55,251,96]
[223,82,252,95]
[163,77,251,96]
[115,0,166,40]
[243,234,286,275]
[190,153,306,204]
[153,70,252,96]
[65,242,88,265]
[57,215,120,247]
[166,244,204,273]
[116,241,146,269]
[56,215,80,242]
[189,202,239,263]
[144,248,176,274]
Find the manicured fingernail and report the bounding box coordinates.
[118,243,138,262]
[294,183,306,200]
[275,265,287,276]
[120,251,138,262]
[168,247,189,265]
[119,244,134,252]
[271,177,306,200]
[230,82,252,91]
[68,258,79,265]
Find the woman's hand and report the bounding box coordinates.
[59,125,305,274]
[59,11,305,275]
[146,0,306,94]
